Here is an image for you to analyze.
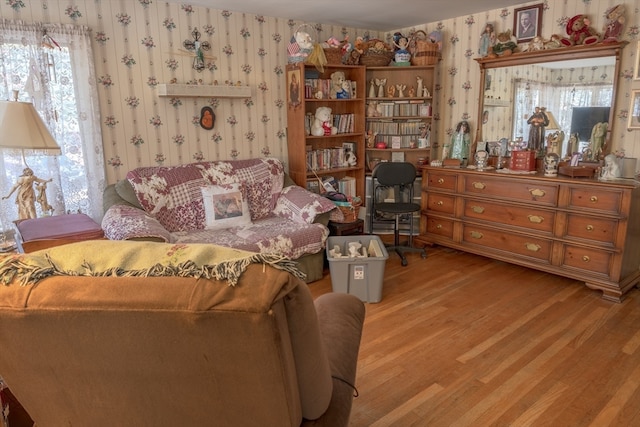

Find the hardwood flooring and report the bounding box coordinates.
[309,244,640,427]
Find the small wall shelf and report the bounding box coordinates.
[157,84,251,98]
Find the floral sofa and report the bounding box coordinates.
[101,158,339,282]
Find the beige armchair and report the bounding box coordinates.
[0,263,364,426]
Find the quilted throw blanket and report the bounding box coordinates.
[0,241,305,287]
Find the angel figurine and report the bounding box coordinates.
[376,78,386,98]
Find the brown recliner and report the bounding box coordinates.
[0,264,364,426]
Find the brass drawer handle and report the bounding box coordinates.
[586,225,594,232]
[582,255,590,262]
[436,224,442,229]
[528,215,544,224]
[590,196,598,203]
[529,188,546,198]
[525,243,541,252]
[437,178,445,184]
[470,231,483,239]
[472,182,486,190]
[472,206,484,214]
[437,200,444,206]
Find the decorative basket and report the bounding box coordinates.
[360,51,394,66]
[333,199,362,223]
[287,24,316,64]
[359,39,394,67]
[409,30,441,66]
[323,47,344,65]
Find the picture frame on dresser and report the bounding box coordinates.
[628,90,640,129]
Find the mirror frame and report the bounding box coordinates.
[474,41,627,160]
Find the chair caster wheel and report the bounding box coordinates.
[401,259,408,266]
[421,253,427,259]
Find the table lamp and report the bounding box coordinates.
[0,92,61,220]
[544,110,564,156]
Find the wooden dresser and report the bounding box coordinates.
[417,166,640,302]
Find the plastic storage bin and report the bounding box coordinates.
[326,235,389,303]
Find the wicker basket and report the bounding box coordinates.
[410,30,441,66]
[360,51,394,66]
[323,47,344,65]
[333,200,362,223]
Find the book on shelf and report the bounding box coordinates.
[338,176,357,198]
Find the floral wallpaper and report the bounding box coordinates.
[0,0,382,184]
[2,0,640,185]
[394,0,640,164]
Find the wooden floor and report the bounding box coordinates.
[309,244,640,427]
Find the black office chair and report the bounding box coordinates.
[369,162,427,266]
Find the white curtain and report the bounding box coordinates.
[0,19,104,226]
[513,79,612,155]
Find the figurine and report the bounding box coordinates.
[544,153,560,177]
[376,78,386,98]
[2,167,53,220]
[395,84,406,98]
[562,14,600,46]
[369,79,377,98]
[387,84,395,98]
[527,106,549,157]
[416,76,424,97]
[479,23,496,57]
[366,130,378,148]
[393,35,411,64]
[603,4,625,43]
[443,121,471,160]
[590,122,608,161]
[600,153,621,180]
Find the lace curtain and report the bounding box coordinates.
[513,79,613,155]
[0,19,104,227]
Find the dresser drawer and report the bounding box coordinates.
[462,176,558,207]
[461,224,552,262]
[425,216,454,238]
[561,245,612,276]
[463,199,555,233]
[426,193,455,214]
[567,187,623,215]
[426,172,457,191]
[564,214,618,246]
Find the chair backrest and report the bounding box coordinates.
[372,162,417,187]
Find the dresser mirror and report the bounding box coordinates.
[475,42,626,161]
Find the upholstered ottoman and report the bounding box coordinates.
[15,213,104,253]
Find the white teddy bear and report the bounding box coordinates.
[310,106,337,136]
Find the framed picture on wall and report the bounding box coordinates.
[628,90,640,129]
[287,66,301,109]
[634,41,640,80]
[514,4,543,43]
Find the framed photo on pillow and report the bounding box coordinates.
[201,183,252,230]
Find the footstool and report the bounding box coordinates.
[14,213,104,253]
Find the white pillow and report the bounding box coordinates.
[201,183,252,230]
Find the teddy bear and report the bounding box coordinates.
[562,14,600,46]
[310,106,337,136]
[329,71,348,99]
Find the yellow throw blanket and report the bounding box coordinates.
[0,240,305,286]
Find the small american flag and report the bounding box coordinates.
[287,36,300,56]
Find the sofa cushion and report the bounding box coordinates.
[126,162,209,232]
[115,178,143,209]
[171,216,329,260]
[101,204,171,242]
[273,186,338,224]
[201,183,252,230]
